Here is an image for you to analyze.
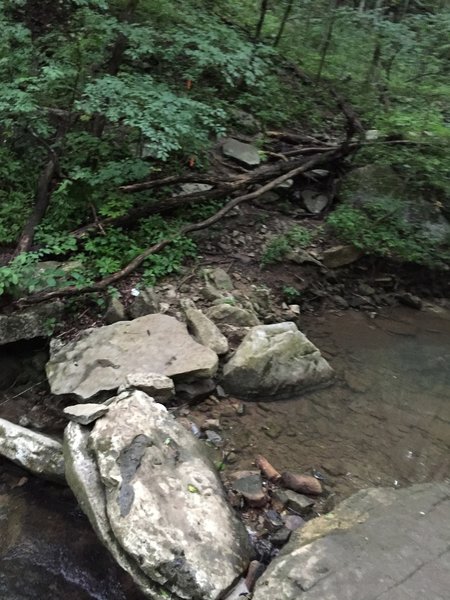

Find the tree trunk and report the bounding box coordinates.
[15,158,58,254]
[273,0,294,47]
[254,0,270,42]
[316,0,339,83]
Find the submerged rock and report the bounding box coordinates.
[46,314,218,400]
[0,418,64,481]
[222,322,333,399]
[64,390,252,600]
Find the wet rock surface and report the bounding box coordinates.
[46,314,218,400]
[65,390,252,599]
[253,482,450,600]
[0,461,146,600]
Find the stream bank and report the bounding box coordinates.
[0,305,449,598]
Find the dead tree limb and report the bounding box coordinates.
[72,145,348,239]
[19,148,350,306]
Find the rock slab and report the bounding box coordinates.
[222,322,333,399]
[0,418,64,481]
[222,139,260,166]
[64,390,251,600]
[253,482,450,600]
[182,300,229,355]
[0,302,63,346]
[46,314,218,400]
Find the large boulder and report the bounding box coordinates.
[46,314,218,400]
[222,322,333,399]
[64,390,252,600]
[0,302,63,346]
[253,482,450,600]
[0,418,64,481]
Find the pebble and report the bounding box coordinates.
[232,474,267,508]
[281,471,323,495]
[205,430,224,447]
[270,527,291,547]
[272,489,315,515]
[283,514,306,531]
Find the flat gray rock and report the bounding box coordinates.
[125,372,175,403]
[253,483,450,600]
[63,403,109,425]
[222,322,333,399]
[222,139,260,166]
[46,314,218,400]
[65,390,251,600]
[0,418,64,481]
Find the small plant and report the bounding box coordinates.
[261,225,315,267]
[282,285,301,303]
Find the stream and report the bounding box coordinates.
[1,306,450,598]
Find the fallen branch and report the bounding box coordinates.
[19,148,348,305]
[71,145,343,239]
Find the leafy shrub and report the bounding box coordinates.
[261,225,315,267]
[327,200,450,267]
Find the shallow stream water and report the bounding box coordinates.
[1,306,449,598]
[222,307,450,499]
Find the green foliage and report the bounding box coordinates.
[327,200,450,267]
[261,225,315,267]
[282,285,301,303]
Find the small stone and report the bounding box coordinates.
[288,304,301,315]
[263,424,282,440]
[264,510,284,531]
[128,287,159,318]
[202,419,222,431]
[332,295,349,309]
[125,372,175,403]
[236,403,246,416]
[321,245,363,268]
[233,474,267,508]
[216,385,228,398]
[181,299,229,355]
[359,283,375,296]
[272,489,315,515]
[226,452,238,465]
[63,403,109,425]
[176,378,216,403]
[205,429,224,447]
[397,292,423,310]
[104,297,127,324]
[283,514,305,531]
[270,527,291,547]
